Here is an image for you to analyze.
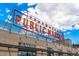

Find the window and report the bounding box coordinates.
[18,51,36,56]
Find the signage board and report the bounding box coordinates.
[14,9,63,40]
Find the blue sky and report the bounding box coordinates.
[63,30,79,44]
[0,3,79,44]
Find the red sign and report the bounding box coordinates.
[14,9,63,39]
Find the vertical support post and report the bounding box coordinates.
[8,47,11,56]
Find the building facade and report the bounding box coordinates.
[0,9,79,56]
[0,29,79,56]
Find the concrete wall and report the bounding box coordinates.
[0,47,18,56]
[0,30,78,56]
[0,30,20,45]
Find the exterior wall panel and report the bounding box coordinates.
[0,30,78,56]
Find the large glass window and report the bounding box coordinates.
[18,51,36,56]
[18,42,36,56]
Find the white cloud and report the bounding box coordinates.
[5,15,12,23]
[27,8,37,16]
[64,32,71,35]
[0,27,8,31]
[74,24,79,30]
[21,11,28,14]
[66,32,71,34]
[17,3,23,5]
[6,8,10,13]
[27,3,79,31]
[5,19,11,23]
[28,3,36,6]
[7,15,12,20]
